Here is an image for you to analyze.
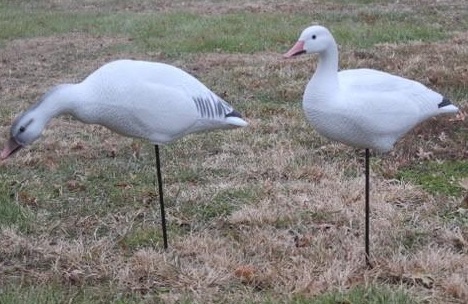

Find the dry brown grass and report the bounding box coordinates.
[0,0,467,303]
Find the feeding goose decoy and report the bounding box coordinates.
[283,25,459,266]
[1,59,248,249]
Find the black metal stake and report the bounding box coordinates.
[155,145,168,249]
[365,148,371,267]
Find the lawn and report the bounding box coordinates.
[0,0,467,303]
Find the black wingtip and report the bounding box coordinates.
[226,110,243,118]
[438,97,453,108]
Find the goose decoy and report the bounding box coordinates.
[283,25,459,266]
[1,59,248,249]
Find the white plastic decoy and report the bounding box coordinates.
[284,25,458,266]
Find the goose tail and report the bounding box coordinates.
[226,109,248,127]
[438,97,459,114]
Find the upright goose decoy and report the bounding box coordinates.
[283,25,459,266]
[1,59,248,249]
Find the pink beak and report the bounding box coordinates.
[1,137,23,160]
[283,41,305,58]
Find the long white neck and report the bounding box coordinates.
[39,84,78,114]
[315,45,339,83]
[304,41,340,106]
[30,84,82,129]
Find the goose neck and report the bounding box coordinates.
[312,44,339,86]
[38,84,80,119]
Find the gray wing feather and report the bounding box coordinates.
[193,94,233,119]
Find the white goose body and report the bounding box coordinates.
[284,25,458,152]
[1,59,247,158]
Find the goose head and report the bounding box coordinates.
[283,25,335,58]
[1,84,75,160]
[1,110,45,159]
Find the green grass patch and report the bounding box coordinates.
[137,11,449,53]
[438,205,468,227]
[0,282,418,304]
[333,23,446,48]
[0,9,132,43]
[0,284,141,304]
[179,186,261,222]
[0,178,34,233]
[257,284,418,304]
[309,284,419,304]
[399,229,431,253]
[119,226,162,250]
[136,12,306,55]
[0,6,450,53]
[397,160,468,196]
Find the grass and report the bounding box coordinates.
[0,2,461,52]
[398,160,468,196]
[0,0,467,303]
[0,179,34,233]
[0,284,142,304]
[293,285,418,304]
[0,283,417,304]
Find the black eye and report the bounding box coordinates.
[19,126,26,133]
[312,35,317,40]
